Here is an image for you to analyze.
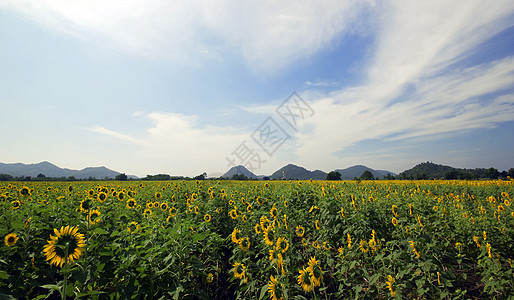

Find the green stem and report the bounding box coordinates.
[62,241,69,300]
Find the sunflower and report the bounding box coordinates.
[126,198,136,209]
[276,237,289,253]
[229,209,238,219]
[206,273,214,283]
[233,262,247,283]
[297,267,314,292]
[392,217,398,226]
[295,225,305,237]
[153,201,160,209]
[4,233,18,247]
[204,214,211,222]
[88,209,101,225]
[260,216,271,231]
[127,222,140,234]
[169,207,177,217]
[239,237,250,251]
[270,206,278,219]
[255,223,262,235]
[315,220,320,230]
[359,240,369,253]
[143,209,152,218]
[408,240,420,258]
[263,227,275,247]
[391,205,399,217]
[20,186,31,196]
[312,241,321,250]
[160,202,169,211]
[117,192,125,201]
[347,233,352,249]
[307,256,323,287]
[97,192,107,202]
[43,226,85,268]
[267,275,283,300]
[231,228,242,244]
[155,192,162,200]
[385,275,396,297]
[11,200,21,210]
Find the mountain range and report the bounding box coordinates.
[0,161,124,179]
[222,163,396,180]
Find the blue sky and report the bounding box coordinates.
[0,1,513,178]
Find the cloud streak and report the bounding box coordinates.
[0,0,371,72]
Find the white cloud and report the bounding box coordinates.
[88,112,251,176]
[0,0,371,72]
[289,1,514,171]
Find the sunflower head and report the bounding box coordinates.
[88,209,101,225]
[297,267,314,292]
[239,237,250,252]
[43,226,85,268]
[204,214,211,222]
[4,233,18,247]
[126,198,136,209]
[295,225,305,237]
[233,262,247,283]
[97,192,107,202]
[267,275,283,300]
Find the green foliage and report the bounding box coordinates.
[0,179,513,298]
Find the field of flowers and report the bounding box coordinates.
[1,179,513,299]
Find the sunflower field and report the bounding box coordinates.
[1,179,513,299]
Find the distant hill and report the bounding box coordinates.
[222,165,258,179]
[397,162,506,179]
[270,164,327,180]
[334,165,396,179]
[0,161,123,179]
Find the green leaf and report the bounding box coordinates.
[92,227,109,235]
[259,283,269,300]
[0,270,8,280]
[41,284,61,291]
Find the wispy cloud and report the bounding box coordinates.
[87,125,140,144]
[291,1,514,170]
[0,0,372,73]
[88,112,250,175]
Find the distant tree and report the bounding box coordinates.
[360,170,374,180]
[262,176,270,181]
[326,171,342,180]
[485,167,500,179]
[194,172,208,180]
[37,173,46,179]
[444,170,458,180]
[115,173,128,181]
[67,176,77,181]
[499,171,508,179]
[0,174,14,181]
[509,168,514,178]
[415,172,428,180]
[231,174,249,180]
[383,173,395,180]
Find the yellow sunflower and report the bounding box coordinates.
[4,233,18,247]
[11,200,21,210]
[239,237,250,252]
[206,273,214,283]
[97,192,107,202]
[297,267,314,292]
[267,275,283,300]
[270,206,278,219]
[204,214,211,222]
[296,225,305,237]
[263,227,275,247]
[169,207,177,217]
[126,198,136,209]
[231,227,242,244]
[392,217,398,226]
[233,262,247,283]
[160,202,169,211]
[276,236,289,253]
[155,192,162,200]
[307,256,323,287]
[88,209,101,225]
[43,226,85,268]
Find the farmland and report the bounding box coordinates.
[1,180,513,299]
